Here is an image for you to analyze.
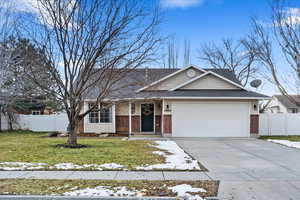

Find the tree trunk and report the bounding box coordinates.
[8,116,12,131]
[0,105,2,132]
[67,119,78,147]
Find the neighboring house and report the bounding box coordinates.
[78,65,269,137]
[0,93,56,115]
[14,98,56,115]
[265,95,300,114]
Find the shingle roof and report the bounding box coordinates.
[207,68,242,85]
[134,90,269,99]
[83,68,268,100]
[274,95,300,109]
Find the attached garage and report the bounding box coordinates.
[172,101,250,137]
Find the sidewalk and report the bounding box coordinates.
[0,171,211,180]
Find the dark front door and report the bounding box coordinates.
[141,103,154,132]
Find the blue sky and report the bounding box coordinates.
[156,0,300,94]
[5,0,300,94]
[158,0,271,66]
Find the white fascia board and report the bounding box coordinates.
[85,96,271,102]
[135,65,207,93]
[162,96,271,100]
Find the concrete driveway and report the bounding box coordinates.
[174,138,300,200]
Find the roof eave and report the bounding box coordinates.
[84,96,271,102]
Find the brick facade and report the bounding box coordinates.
[250,114,259,134]
[163,115,172,134]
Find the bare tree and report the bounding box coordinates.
[183,39,191,67]
[249,0,300,105]
[167,38,179,69]
[199,38,258,86]
[19,0,161,147]
[0,0,15,41]
[160,38,190,69]
[0,0,17,131]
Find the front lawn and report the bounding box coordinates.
[259,135,300,141]
[0,131,203,171]
[0,179,219,199]
[260,135,300,149]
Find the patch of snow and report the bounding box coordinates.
[0,162,124,171]
[168,184,206,200]
[268,139,300,149]
[152,151,166,156]
[98,163,124,169]
[0,162,47,170]
[64,186,141,197]
[52,163,123,170]
[52,163,84,170]
[136,141,201,170]
[50,163,123,170]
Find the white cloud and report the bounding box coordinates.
[284,7,300,16]
[160,0,204,9]
[0,0,76,28]
[278,7,300,26]
[1,0,40,14]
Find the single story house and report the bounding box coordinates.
[264,95,300,113]
[0,91,56,115]
[78,65,269,137]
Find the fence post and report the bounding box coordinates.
[267,113,272,136]
[284,114,287,136]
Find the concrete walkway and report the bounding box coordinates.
[175,138,300,200]
[0,171,211,181]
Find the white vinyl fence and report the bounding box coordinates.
[260,113,300,136]
[17,113,69,132]
[0,114,9,131]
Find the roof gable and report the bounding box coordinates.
[170,71,246,91]
[274,95,300,109]
[136,65,206,92]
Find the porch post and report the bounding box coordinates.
[161,99,164,136]
[128,102,132,137]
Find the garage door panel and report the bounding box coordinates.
[172,101,249,137]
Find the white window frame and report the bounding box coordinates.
[88,103,99,123]
[88,103,113,124]
[100,104,113,123]
[290,108,298,113]
[32,110,41,115]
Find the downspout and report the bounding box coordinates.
[128,102,132,138]
[161,99,164,137]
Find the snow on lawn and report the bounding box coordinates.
[64,186,141,197]
[0,162,47,170]
[52,163,124,170]
[168,184,207,200]
[136,141,201,170]
[268,139,300,149]
[0,162,124,171]
[0,141,201,171]
[64,184,206,199]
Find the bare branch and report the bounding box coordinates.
[199,38,258,86]
[20,0,162,146]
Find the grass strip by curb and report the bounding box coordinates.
[0,179,219,198]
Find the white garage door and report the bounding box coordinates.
[172,101,250,137]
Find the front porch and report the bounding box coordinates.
[82,99,172,136]
[114,99,172,137]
